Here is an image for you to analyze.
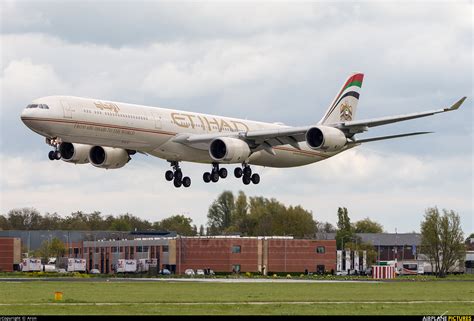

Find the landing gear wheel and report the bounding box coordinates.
[219,168,228,179]
[242,175,251,185]
[54,150,61,160]
[203,172,211,183]
[48,151,55,161]
[234,167,243,178]
[174,170,183,182]
[243,166,252,177]
[165,170,174,181]
[211,171,220,182]
[182,177,191,188]
[173,178,182,188]
[251,173,260,185]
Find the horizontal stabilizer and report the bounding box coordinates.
[349,131,432,145]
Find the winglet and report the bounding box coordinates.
[445,96,466,111]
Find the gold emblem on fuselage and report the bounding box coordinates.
[171,112,250,132]
[94,101,120,113]
[340,102,352,121]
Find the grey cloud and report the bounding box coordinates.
[2,1,326,46]
[0,1,471,233]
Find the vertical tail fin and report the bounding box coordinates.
[319,72,364,124]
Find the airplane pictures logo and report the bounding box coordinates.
[340,102,353,121]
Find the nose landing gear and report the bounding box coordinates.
[46,137,61,160]
[165,161,191,188]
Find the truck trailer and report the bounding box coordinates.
[20,258,42,272]
[116,259,137,273]
[67,258,87,272]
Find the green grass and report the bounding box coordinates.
[0,281,473,315]
[2,271,474,280]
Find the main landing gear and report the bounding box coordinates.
[234,164,260,185]
[46,137,61,161]
[202,163,260,185]
[165,161,191,188]
[166,162,260,187]
[203,163,228,183]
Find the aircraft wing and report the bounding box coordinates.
[332,97,466,134]
[172,126,310,154]
[172,97,466,154]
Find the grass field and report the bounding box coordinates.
[0,280,473,315]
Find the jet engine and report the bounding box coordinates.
[59,142,91,164]
[209,137,251,163]
[305,126,347,152]
[88,146,130,169]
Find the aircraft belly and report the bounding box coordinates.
[248,148,322,168]
[150,141,211,163]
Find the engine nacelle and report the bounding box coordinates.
[88,146,130,169]
[209,137,251,163]
[305,126,347,152]
[59,142,90,164]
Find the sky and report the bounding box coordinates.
[0,0,472,235]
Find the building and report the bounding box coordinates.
[0,237,21,272]
[357,233,420,261]
[0,230,175,252]
[68,236,336,275]
[80,238,175,274]
[317,232,421,261]
[177,237,335,274]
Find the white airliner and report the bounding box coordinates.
[21,73,465,188]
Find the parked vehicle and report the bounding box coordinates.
[20,258,42,272]
[184,269,195,276]
[67,258,87,272]
[42,264,57,272]
[396,262,424,275]
[89,269,100,274]
[159,269,171,275]
[116,259,137,273]
[196,269,205,276]
[137,259,158,273]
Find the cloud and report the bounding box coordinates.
[0,148,471,234]
[141,40,289,99]
[0,1,471,234]
[0,58,69,106]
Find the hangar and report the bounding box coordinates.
[69,236,336,275]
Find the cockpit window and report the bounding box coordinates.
[26,104,49,109]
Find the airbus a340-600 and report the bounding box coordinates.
[21,73,465,188]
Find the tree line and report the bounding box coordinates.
[1,191,467,278]
[0,209,199,236]
[0,191,384,238]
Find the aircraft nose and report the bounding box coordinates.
[20,108,30,124]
